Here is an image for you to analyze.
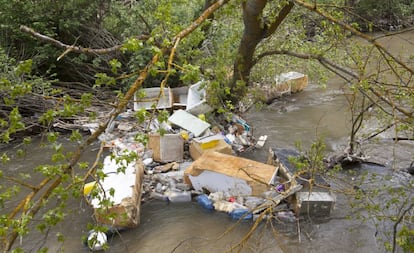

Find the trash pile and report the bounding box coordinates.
[81,78,335,234]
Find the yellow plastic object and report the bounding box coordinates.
[198,114,206,122]
[83,181,97,196]
[199,139,219,149]
[180,131,189,141]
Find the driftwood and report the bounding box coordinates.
[323,150,388,170]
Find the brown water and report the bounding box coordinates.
[2,31,414,253]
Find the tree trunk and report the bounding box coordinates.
[231,0,267,99]
[230,0,294,101]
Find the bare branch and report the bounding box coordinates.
[392,203,414,253]
[263,2,295,38]
[291,0,414,76]
[253,49,358,79]
[2,175,38,191]
[20,25,149,58]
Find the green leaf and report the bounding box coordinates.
[109,59,122,74]
[15,59,32,76]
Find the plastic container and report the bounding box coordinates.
[83,181,96,196]
[150,192,168,201]
[275,211,296,223]
[197,194,214,210]
[165,191,192,203]
[87,230,107,251]
[229,208,253,220]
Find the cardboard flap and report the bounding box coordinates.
[185,151,277,184]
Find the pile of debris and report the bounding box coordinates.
[81,75,335,250]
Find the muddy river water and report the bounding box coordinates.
[3,31,414,252]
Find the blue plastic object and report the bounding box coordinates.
[229,209,253,220]
[197,194,214,210]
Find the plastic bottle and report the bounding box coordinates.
[275,211,296,223]
[150,192,168,201]
[197,194,214,210]
[87,230,107,251]
[165,191,192,203]
[229,209,253,220]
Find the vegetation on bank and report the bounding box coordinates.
[1,0,413,252]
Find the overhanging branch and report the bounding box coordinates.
[20,25,149,57]
[291,0,414,76]
[253,49,358,79]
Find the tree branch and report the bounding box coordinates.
[4,2,230,250]
[253,49,358,79]
[264,2,295,38]
[20,25,149,57]
[291,0,414,76]
[392,203,414,253]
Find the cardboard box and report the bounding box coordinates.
[185,151,277,196]
[148,133,184,163]
[189,139,233,160]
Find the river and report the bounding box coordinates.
[2,31,414,252]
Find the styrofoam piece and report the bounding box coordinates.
[274,72,308,94]
[165,190,192,202]
[148,133,184,163]
[275,71,305,83]
[172,86,189,107]
[188,170,253,196]
[168,109,210,137]
[87,230,107,251]
[295,191,335,217]
[134,87,172,111]
[186,81,212,115]
[91,155,136,208]
[255,135,268,148]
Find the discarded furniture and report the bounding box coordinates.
[171,86,189,109]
